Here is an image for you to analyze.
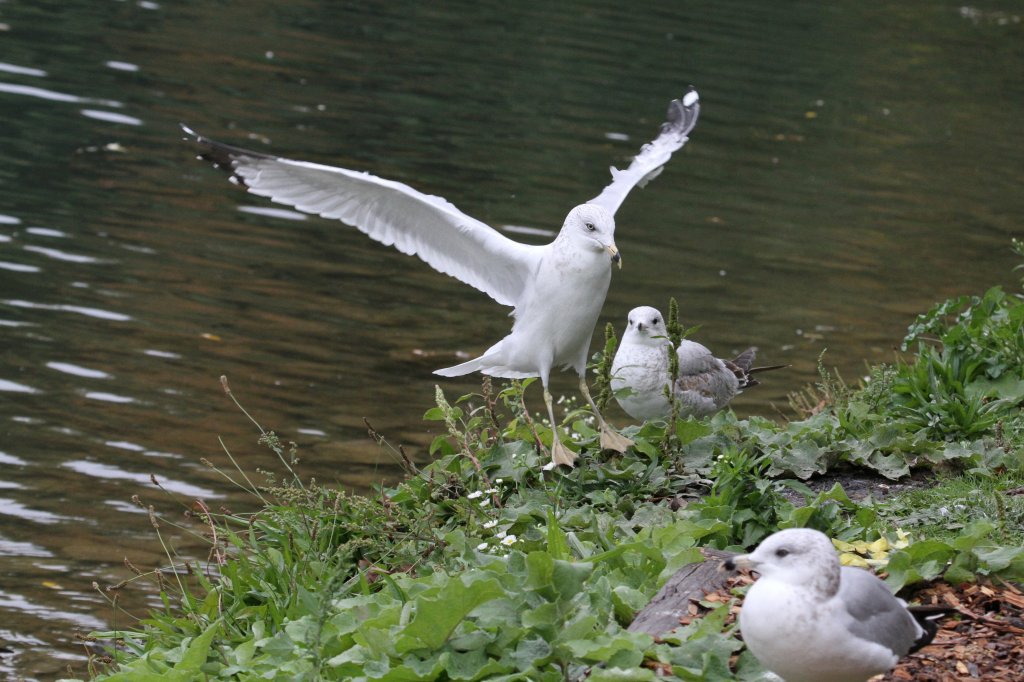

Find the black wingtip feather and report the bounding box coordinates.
[906,605,957,653]
[179,123,279,186]
[663,86,700,138]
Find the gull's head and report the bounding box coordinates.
[623,306,669,346]
[723,528,841,596]
[564,204,620,268]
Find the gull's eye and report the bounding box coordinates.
[628,318,634,326]
[775,548,790,558]
[653,318,661,325]
[585,222,596,232]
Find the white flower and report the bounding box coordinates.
[484,487,498,494]
[542,461,556,471]
[479,498,490,507]
[482,520,498,529]
[494,478,503,484]
[500,534,517,546]
[476,542,488,550]
[495,531,507,539]
[466,490,483,499]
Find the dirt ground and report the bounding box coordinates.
[880,579,1024,681]
[777,467,936,505]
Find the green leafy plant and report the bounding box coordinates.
[73,244,1024,681]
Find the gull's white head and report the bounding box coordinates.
[725,528,841,596]
[623,306,669,346]
[563,203,621,268]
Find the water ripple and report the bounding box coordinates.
[2,300,131,321]
[0,379,38,394]
[79,109,143,126]
[0,62,46,77]
[0,499,69,525]
[104,440,145,452]
[22,245,101,264]
[83,391,135,404]
[104,61,139,72]
[142,349,181,359]
[61,460,220,499]
[238,205,309,221]
[25,227,68,238]
[0,590,105,630]
[0,261,40,273]
[0,538,53,558]
[0,452,28,466]
[0,82,123,108]
[46,362,111,380]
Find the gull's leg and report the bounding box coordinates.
[579,378,634,452]
[543,388,578,467]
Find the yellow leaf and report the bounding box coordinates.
[867,538,890,554]
[839,553,870,568]
[832,539,857,552]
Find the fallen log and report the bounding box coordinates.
[628,547,738,636]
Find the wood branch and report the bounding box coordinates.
[628,547,738,636]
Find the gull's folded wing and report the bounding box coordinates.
[588,89,700,216]
[838,566,923,658]
[182,126,539,307]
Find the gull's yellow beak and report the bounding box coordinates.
[606,244,622,269]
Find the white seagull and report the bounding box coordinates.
[610,305,784,421]
[183,90,700,467]
[724,528,949,682]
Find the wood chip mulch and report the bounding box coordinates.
[680,575,1024,681]
[881,580,1024,682]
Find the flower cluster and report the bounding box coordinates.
[469,479,520,552]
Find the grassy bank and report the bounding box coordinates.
[71,248,1024,681]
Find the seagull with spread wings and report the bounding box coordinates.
[182,90,700,467]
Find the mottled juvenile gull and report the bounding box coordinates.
[724,528,946,682]
[610,305,784,421]
[183,90,700,466]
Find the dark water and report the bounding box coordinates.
[1,0,1022,677]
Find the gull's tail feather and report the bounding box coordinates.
[434,345,537,379]
[742,363,789,388]
[724,348,789,389]
[435,355,490,377]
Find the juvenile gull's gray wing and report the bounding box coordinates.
[838,566,924,657]
[182,126,539,308]
[588,89,700,216]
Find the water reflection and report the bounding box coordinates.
[61,460,217,498]
[45,362,112,380]
[0,0,1021,678]
[0,379,39,394]
[0,82,123,108]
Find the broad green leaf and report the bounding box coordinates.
[395,576,504,653]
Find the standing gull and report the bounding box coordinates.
[610,305,784,421]
[724,528,947,682]
[183,90,700,467]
